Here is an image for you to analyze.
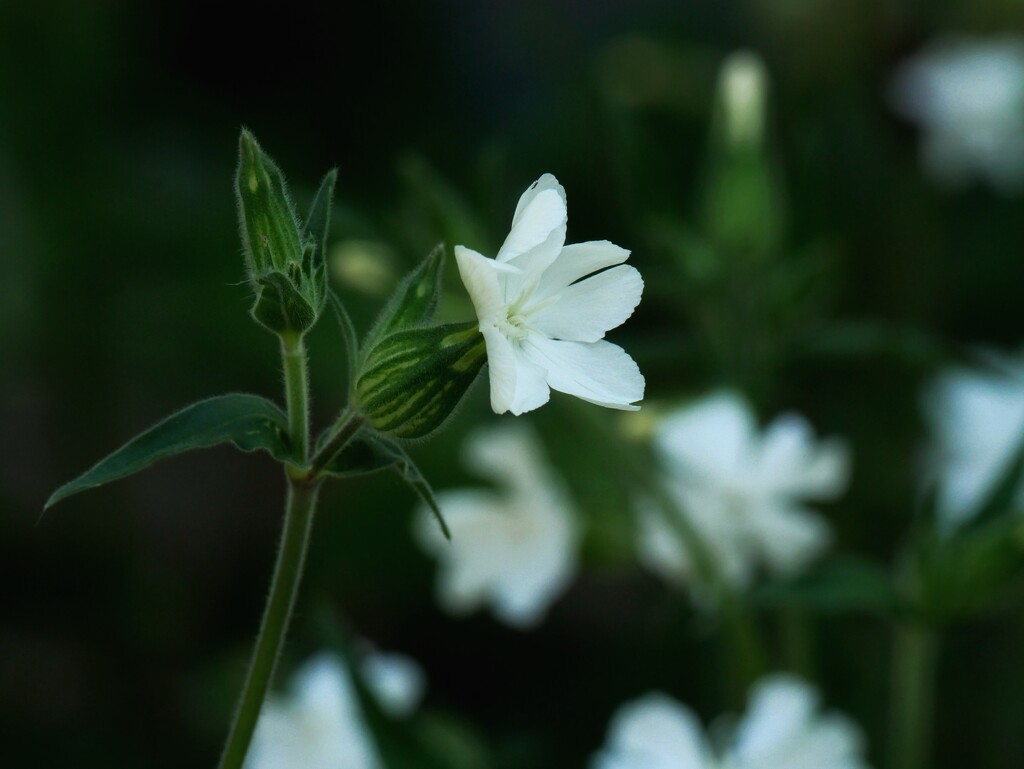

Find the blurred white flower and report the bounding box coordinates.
[360,650,426,718]
[592,674,871,769]
[246,649,426,769]
[636,392,849,588]
[415,422,579,628]
[889,36,1024,192]
[245,653,382,769]
[454,173,644,415]
[923,350,1024,530]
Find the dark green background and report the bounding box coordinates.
[3,1,1023,766]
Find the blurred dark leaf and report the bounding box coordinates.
[752,557,901,616]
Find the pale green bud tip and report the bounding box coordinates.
[719,51,768,148]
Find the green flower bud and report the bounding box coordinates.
[235,130,337,336]
[236,129,303,274]
[355,321,486,439]
[702,51,784,263]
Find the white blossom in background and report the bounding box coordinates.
[592,674,871,769]
[415,422,579,628]
[455,173,645,415]
[636,392,850,589]
[889,37,1024,192]
[245,653,382,769]
[360,650,426,718]
[246,649,426,769]
[923,350,1024,530]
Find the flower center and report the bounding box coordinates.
[498,292,559,342]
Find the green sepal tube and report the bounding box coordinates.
[355,321,486,439]
[236,129,304,275]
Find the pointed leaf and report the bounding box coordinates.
[303,168,338,270]
[364,243,446,349]
[328,290,360,393]
[318,433,398,478]
[752,557,902,617]
[45,394,291,509]
[385,440,451,540]
[320,434,450,539]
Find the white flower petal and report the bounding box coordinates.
[479,325,517,414]
[454,245,508,325]
[534,240,632,298]
[592,693,713,769]
[360,652,426,718]
[654,393,755,486]
[748,503,831,576]
[524,337,644,410]
[496,175,567,264]
[531,264,643,343]
[246,654,382,769]
[414,425,579,627]
[733,675,818,758]
[925,360,1024,529]
[757,414,850,500]
[733,675,869,769]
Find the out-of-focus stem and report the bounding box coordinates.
[888,622,937,769]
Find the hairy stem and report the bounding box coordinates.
[281,332,310,462]
[217,480,321,769]
[216,331,317,769]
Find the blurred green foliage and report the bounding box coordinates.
[4,1,1024,768]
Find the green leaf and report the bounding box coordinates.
[752,557,902,616]
[320,434,450,539]
[318,433,400,478]
[364,243,446,349]
[235,129,303,273]
[328,290,360,394]
[303,168,338,270]
[45,394,291,510]
[356,321,486,439]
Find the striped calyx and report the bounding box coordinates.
[355,322,486,439]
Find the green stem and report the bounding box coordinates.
[310,410,366,476]
[216,331,317,769]
[281,333,310,462]
[217,479,321,769]
[888,623,937,769]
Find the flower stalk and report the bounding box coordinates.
[217,332,322,769]
[216,479,322,769]
[888,622,938,769]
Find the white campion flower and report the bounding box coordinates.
[454,173,645,415]
[592,674,871,769]
[245,650,426,769]
[636,392,849,589]
[889,36,1024,192]
[245,653,382,769]
[414,422,579,628]
[923,350,1024,530]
